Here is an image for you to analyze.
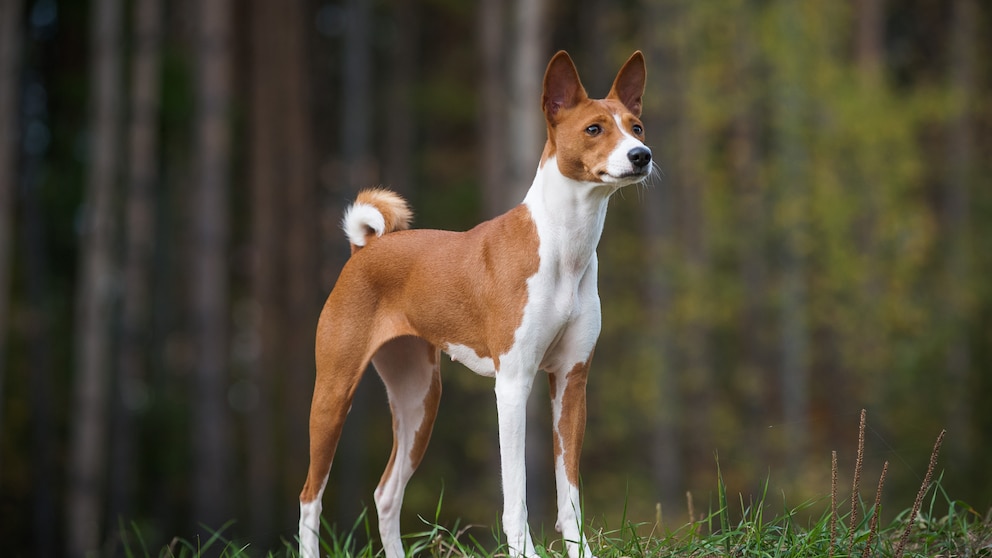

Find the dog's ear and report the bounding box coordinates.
[608,51,646,117]
[543,51,588,122]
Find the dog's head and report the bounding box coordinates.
[540,51,652,188]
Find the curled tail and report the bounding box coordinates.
[342,188,413,253]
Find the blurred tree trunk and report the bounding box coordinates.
[844,0,884,444]
[505,0,547,210]
[478,0,505,218]
[340,0,375,189]
[0,0,24,469]
[640,0,684,511]
[676,6,713,481]
[576,0,610,91]
[775,1,810,475]
[335,0,374,524]
[282,0,318,535]
[383,0,418,199]
[507,0,551,522]
[108,0,162,531]
[18,69,56,555]
[191,0,233,531]
[67,0,123,554]
[475,0,512,524]
[22,148,56,556]
[247,0,282,538]
[856,0,883,84]
[943,0,976,463]
[730,0,768,474]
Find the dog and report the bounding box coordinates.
[299,50,652,558]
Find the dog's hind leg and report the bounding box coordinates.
[372,335,442,558]
[299,316,375,558]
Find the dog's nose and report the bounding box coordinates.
[627,146,652,168]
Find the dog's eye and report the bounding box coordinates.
[632,124,643,135]
[585,124,602,136]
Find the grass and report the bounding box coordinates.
[121,411,992,557]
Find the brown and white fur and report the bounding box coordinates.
[299,50,652,558]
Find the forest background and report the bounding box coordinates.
[0,0,990,556]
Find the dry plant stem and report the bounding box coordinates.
[686,491,696,526]
[861,460,889,558]
[830,450,838,558]
[894,429,946,558]
[848,409,867,553]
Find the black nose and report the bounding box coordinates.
[627,146,652,168]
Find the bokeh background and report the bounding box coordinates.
[0,0,990,555]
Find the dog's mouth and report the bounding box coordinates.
[621,168,650,179]
[599,167,650,183]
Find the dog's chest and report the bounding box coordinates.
[508,250,598,364]
[529,258,592,323]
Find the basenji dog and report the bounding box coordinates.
[299,50,652,558]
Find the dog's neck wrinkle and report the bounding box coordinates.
[525,156,610,273]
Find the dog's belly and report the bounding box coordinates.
[441,305,572,379]
[444,342,497,377]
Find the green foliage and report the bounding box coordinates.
[119,520,252,558]
[116,474,992,558]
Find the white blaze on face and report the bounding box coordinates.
[601,113,648,182]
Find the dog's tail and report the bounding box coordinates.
[341,188,412,253]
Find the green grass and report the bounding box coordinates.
[117,478,992,558]
[119,412,992,557]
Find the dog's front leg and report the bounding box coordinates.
[494,370,539,557]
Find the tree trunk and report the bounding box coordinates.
[246,0,282,538]
[676,11,713,483]
[340,0,375,189]
[108,0,162,532]
[505,0,547,210]
[507,0,551,522]
[577,0,610,92]
[191,0,233,532]
[730,0,768,478]
[640,0,684,512]
[23,166,57,557]
[18,65,57,556]
[856,0,884,85]
[943,0,976,465]
[245,0,318,537]
[775,1,810,475]
[335,0,374,524]
[478,0,505,218]
[0,0,24,474]
[282,0,318,534]
[383,0,418,199]
[67,0,123,553]
[847,0,885,446]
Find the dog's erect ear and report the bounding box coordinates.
[608,51,646,117]
[543,51,588,122]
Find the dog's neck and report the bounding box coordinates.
[522,153,613,275]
